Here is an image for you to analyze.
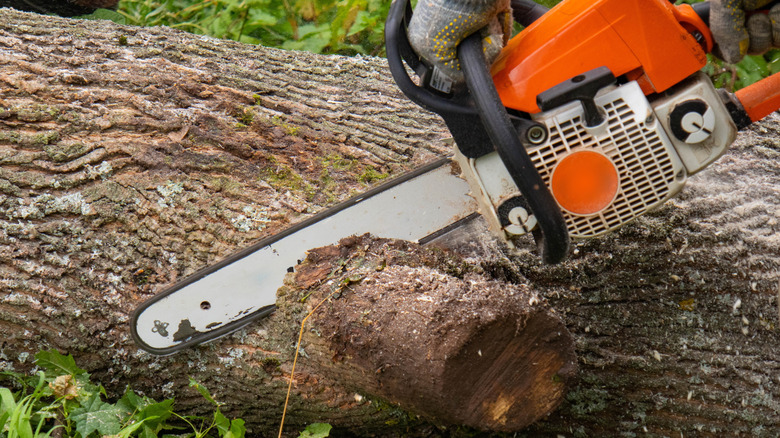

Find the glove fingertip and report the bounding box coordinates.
[747,13,772,54]
[770,4,780,46]
[714,40,747,64]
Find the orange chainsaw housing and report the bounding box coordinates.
[492,0,712,113]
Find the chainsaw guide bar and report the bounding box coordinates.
[131,158,478,355]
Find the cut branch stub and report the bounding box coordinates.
[288,235,577,432]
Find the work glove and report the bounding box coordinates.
[407,0,513,90]
[711,0,780,63]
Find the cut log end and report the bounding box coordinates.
[289,235,577,432]
[440,311,577,430]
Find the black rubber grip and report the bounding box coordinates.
[511,0,550,27]
[458,34,570,264]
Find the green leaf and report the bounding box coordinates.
[119,389,174,431]
[118,388,146,412]
[189,378,220,406]
[214,408,247,438]
[247,9,280,26]
[76,8,127,24]
[348,10,375,36]
[0,411,8,436]
[140,425,159,438]
[115,417,152,438]
[225,418,246,438]
[70,394,124,437]
[735,55,770,89]
[0,387,16,412]
[7,391,40,438]
[214,409,230,435]
[767,49,780,75]
[34,350,86,377]
[298,422,332,438]
[139,398,174,425]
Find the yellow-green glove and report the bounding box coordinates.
[407,0,513,89]
[711,0,780,63]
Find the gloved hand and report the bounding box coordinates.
[407,0,513,89]
[711,0,780,63]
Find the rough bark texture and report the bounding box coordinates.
[0,7,576,437]
[289,236,577,432]
[0,6,779,438]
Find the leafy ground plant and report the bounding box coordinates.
[0,350,328,438]
[108,0,780,89]
[116,0,391,56]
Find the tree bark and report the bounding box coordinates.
[0,7,577,436]
[288,236,577,433]
[0,7,779,438]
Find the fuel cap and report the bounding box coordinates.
[551,150,619,216]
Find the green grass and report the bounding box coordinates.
[103,0,780,90]
[0,350,328,438]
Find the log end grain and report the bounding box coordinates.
[438,310,577,430]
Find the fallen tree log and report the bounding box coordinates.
[0,7,575,436]
[0,6,779,438]
[283,236,577,433]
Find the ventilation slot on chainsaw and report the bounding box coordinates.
[457,81,690,243]
[531,93,681,238]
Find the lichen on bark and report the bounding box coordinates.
[1,6,780,438]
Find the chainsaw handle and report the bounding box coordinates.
[511,0,549,27]
[735,71,780,123]
[384,0,476,116]
[384,0,551,114]
[386,0,569,263]
[458,34,570,264]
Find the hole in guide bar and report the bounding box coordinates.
[200,301,211,310]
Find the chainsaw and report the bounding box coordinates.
[131,0,780,355]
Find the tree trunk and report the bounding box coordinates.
[0,8,576,436]
[287,236,577,433]
[1,7,779,438]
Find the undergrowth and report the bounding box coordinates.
[116,0,391,56]
[0,350,330,438]
[85,0,779,90]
